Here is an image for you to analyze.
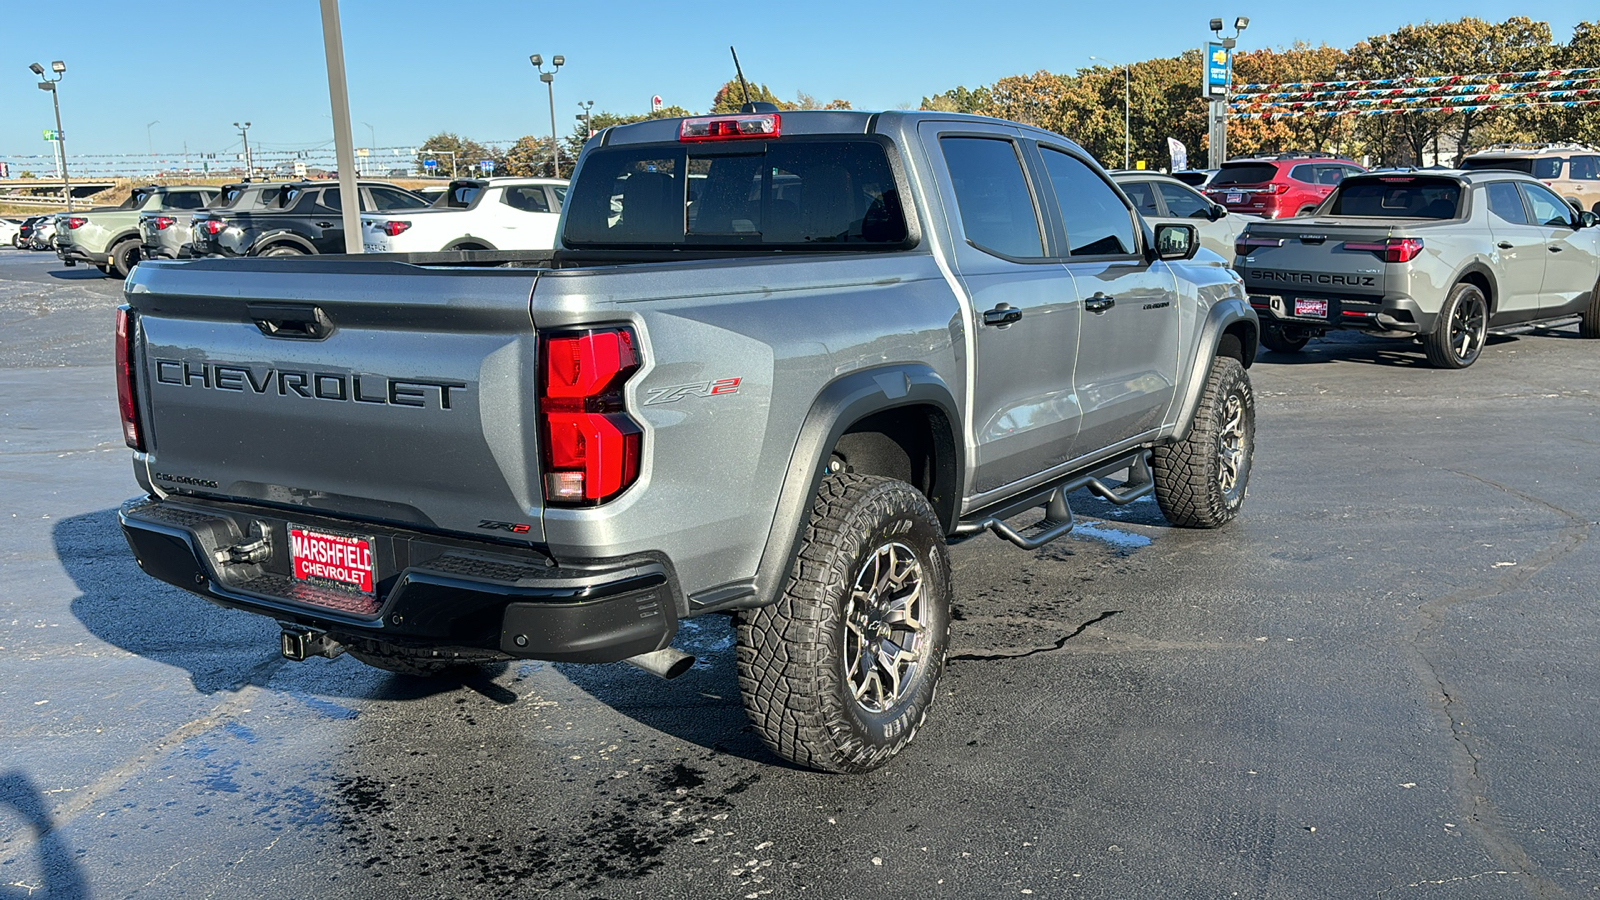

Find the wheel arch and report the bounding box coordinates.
[443,237,499,251]
[747,365,963,611]
[250,232,317,256]
[1452,262,1497,315]
[1170,296,1258,443]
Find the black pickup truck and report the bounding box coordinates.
[188,180,429,257]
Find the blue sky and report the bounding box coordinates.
[2,0,1593,158]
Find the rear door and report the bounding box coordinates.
[918,122,1083,496]
[1482,180,1544,316]
[1036,144,1179,458]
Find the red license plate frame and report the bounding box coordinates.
[1293,298,1328,318]
[289,526,375,595]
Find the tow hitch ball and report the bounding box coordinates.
[279,627,345,661]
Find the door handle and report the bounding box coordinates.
[1085,294,1116,314]
[1496,241,1514,249]
[1549,245,1564,252]
[983,303,1023,327]
[315,221,334,228]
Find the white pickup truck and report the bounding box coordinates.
[360,177,567,253]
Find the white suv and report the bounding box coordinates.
[361,177,567,253]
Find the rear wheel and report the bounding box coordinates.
[1259,324,1311,354]
[1297,206,1319,217]
[735,473,951,774]
[1424,282,1488,368]
[109,239,141,279]
[1580,276,1600,339]
[1153,356,1255,528]
[259,244,306,257]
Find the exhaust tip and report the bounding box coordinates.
[624,647,696,680]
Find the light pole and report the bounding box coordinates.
[29,61,71,211]
[1209,16,1249,167]
[577,100,594,140]
[233,121,253,177]
[146,120,159,157]
[529,54,564,177]
[1089,56,1131,170]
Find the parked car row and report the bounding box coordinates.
[10,214,58,251]
[360,177,566,253]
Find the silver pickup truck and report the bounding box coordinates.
[1235,170,1600,368]
[116,109,1259,772]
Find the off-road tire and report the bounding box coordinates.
[1259,324,1310,354]
[259,244,306,257]
[343,638,493,677]
[1425,282,1488,368]
[109,239,141,279]
[1153,356,1255,528]
[735,473,951,774]
[1579,276,1600,339]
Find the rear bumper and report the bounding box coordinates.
[119,495,679,663]
[56,242,108,265]
[1247,291,1434,335]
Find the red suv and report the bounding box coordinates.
[1205,154,1366,218]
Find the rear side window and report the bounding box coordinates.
[940,137,1043,258]
[443,185,480,208]
[564,138,909,249]
[1328,178,1461,218]
[1211,163,1279,186]
[501,186,552,213]
[1157,182,1210,218]
[370,187,428,210]
[1484,182,1529,224]
[1289,164,1316,184]
[1533,158,1563,179]
[1463,157,1533,174]
[1039,148,1136,256]
[163,192,206,210]
[318,189,342,212]
[1120,181,1160,216]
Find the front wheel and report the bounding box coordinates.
[1424,282,1488,368]
[1153,355,1255,528]
[1259,324,1310,354]
[736,474,952,774]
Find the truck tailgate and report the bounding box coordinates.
[126,258,548,541]
[1236,220,1402,301]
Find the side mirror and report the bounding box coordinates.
[1153,223,1199,261]
[1209,203,1227,221]
[1580,210,1599,229]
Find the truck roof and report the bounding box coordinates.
[597,109,1090,153]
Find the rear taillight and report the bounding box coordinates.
[381,220,410,236]
[198,219,225,235]
[1236,235,1285,257]
[1344,237,1424,263]
[153,216,176,230]
[1273,183,1292,194]
[539,328,643,504]
[115,307,144,451]
[66,217,87,229]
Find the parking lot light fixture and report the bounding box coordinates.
[1210,16,1250,167]
[233,121,253,178]
[530,53,564,177]
[577,100,594,140]
[29,60,72,211]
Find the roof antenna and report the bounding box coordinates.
[730,46,752,108]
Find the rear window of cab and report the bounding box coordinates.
[1328,177,1462,218]
[563,138,909,250]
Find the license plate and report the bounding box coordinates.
[364,238,390,252]
[1226,192,1243,204]
[1294,298,1328,318]
[289,526,375,594]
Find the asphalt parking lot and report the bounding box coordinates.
[2,246,1598,899]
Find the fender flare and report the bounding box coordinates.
[1447,260,1499,313]
[746,364,963,611]
[250,232,318,256]
[1170,296,1259,443]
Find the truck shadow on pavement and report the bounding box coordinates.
[42,268,108,282]
[56,508,476,703]
[0,771,89,900]
[1255,332,1525,368]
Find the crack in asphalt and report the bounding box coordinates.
[949,609,1120,662]
[1405,465,1591,900]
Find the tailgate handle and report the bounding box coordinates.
[248,302,333,340]
[1299,235,1327,245]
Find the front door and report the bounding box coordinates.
[1482,180,1544,318]
[1036,145,1180,458]
[919,123,1083,496]
[1520,181,1600,314]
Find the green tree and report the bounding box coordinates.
[711,80,787,113]
[415,131,493,177]
[920,85,992,113]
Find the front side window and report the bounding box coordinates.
[502,186,552,213]
[1157,182,1210,219]
[939,137,1043,258]
[1039,147,1136,256]
[370,187,428,210]
[1569,155,1600,180]
[1484,181,1529,225]
[1522,182,1575,227]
